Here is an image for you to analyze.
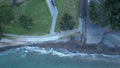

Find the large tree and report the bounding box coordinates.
[89,0,120,30]
[104,0,120,30]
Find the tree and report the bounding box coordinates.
[89,0,120,30]
[104,0,120,30]
[89,1,99,24]
[59,13,76,31]
[19,15,33,30]
[0,4,14,25]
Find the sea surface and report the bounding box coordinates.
[0,46,120,68]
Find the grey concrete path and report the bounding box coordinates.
[46,0,58,34]
[4,28,80,43]
[86,20,107,44]
[79,18,108,44]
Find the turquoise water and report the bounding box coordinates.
[0,46,120,68]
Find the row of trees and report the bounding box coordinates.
[89,0,120,30]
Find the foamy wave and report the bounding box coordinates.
[16,46,120,60]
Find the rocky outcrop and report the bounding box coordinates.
[103,31,120,47]
[9,0,26,5]
[0,0,3,2]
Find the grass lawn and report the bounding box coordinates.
[55,0,80,32]
[3,0,52,35]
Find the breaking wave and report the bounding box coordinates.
[15,46,120,60]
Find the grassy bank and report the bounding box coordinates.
[55,0,80,32]
[3,0,52,35]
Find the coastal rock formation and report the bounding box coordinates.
[10,0,26,5]
[0,0,3,2]
[103,31,120,47]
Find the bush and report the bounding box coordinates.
[89,1,100,24]
[0,4,14,25]
[59,13,76,31]
[19,15,33,30]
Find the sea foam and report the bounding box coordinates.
[16,46,120,60]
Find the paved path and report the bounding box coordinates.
[86,20,107,44]
[46,0,58,34]
[4,29,80,43]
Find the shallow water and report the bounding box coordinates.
[0,46,120,68]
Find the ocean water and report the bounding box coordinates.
[0,46,120,68]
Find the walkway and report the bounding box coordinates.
[4,29,80,43]
[46,0,58,34]
[86,20,107,44]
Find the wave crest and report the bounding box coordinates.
[16,46,120,60]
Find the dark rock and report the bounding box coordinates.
[0,0,3,3]
[9,0,26,5]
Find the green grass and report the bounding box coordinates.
[55,0,80,32]
[3,0,52,35]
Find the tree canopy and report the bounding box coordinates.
[89,0,120,30]
[0,4,14,25]
[19,15,33,30]
[59,13,76,31]
[104,0,120,29]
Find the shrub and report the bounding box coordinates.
[0,4,14,25]
[19,15,33,30]
[59,13,76,31]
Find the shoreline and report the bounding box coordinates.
[0,38,120,56]
[33,40,120,55]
